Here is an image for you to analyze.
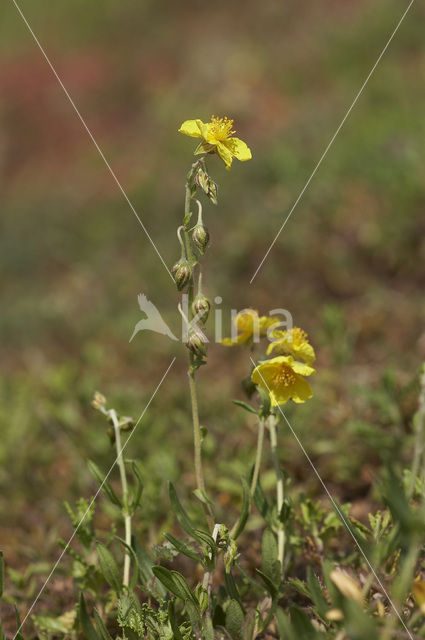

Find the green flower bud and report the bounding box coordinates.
[171,258,192,291]
[92,391,107,410]
[192,293,210,323]
[186,325,207,358]
[192,223,210,255]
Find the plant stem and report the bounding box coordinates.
[111,410,131,588]
[250,418,265,497]
[183,168,213,529]
[268,414,285,572]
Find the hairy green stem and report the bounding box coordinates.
[250,418,265,497]
[268,414,285,572]
[183,170,213,529]
[111,410,131,588]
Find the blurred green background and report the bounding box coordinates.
[1,0,424,610]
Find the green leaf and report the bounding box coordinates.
[129,461,144,515]
[88,461,122,509]
[255,569,277,599]
[32,615,70,635]
[306,568,328,619]
[169,483,200,541]
[276,608,294,640]
[231,400,258,415]
[95,542,122,593]
[204,615,215,640]
[253,481,270,524]
[241,610,256,640]
[152,566,195,603]
[289,606,318,638]
[193,488,214,505]
[79,593,99,640]
[168,601,184,640]
[14,605,25,640]
[225,599,244,640]
[93,609,112,640]
[232,478,251,540]
[224,571,244,609]
[0,551,4,597]
[163,533,202,562]
[261,529,280,587]
[133,538,166,599]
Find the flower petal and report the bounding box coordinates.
[178,119,205,138]
[291,377,313,403]
[216,142,234,169]
[291,360,315,377]
[225,137,252,161]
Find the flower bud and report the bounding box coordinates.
[192,293,210,323]
[186,325,207,358]
[171,258,192,291]
[192,223,210,255]
[92,391,107,410]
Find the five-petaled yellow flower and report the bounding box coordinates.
[178,116,252,170]
[267,327,316,365]
[251,355,315,406]
[222,310,279,346]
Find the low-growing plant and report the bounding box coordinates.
[2,118,425,640]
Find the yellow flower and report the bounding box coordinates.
[267,327,316,365]
[251,355,315,406]
[222,310,279,346]
[178,116,252,170]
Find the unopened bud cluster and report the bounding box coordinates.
[195,167,218,206]
[187,325,207,358]
[192,223,209,255]
[172,258,192,291]
[192,293,210,323]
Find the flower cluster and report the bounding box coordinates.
[223,310,316,407]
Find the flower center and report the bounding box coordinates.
[272,364,297,387]
[289,327,308,345]
[209,116,235,141]
[237,311,258,333]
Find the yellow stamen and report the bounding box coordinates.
[209,115,236,141]
[272,364,297,387]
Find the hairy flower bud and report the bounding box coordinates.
[192,293,210,323]
[171,258,191,291]
[186,325,207,358]
[192,223,210,255]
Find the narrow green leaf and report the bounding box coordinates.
[163,533,201,562]
[79,593,99,640]
[152,566,192,602]
[224,571,244,609]
[232,478,251,540]
[306,568,328,619]
[129,461,144,515]
[225,599,244,640]
[169,483,200,540]
[193,488,214,505]
[261,529,280,587]
[204,616,215,640]
[276,607,294,640]
[93,609,112,640]
[241,610,256,640]
[88,461,122,508]
[231,400,258,415]
[95,542,122,593]
[255,569,277,599]
[168,601,184,640]
[133,538,166,599]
